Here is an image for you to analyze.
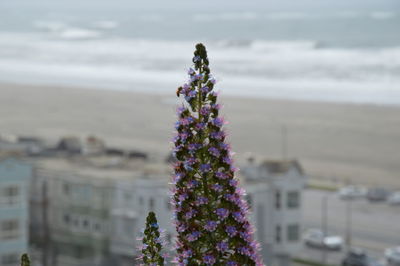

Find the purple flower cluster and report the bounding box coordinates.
[172,43,263,265]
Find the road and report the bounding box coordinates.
[298,189,400,265]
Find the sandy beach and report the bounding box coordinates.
[0,83,399,188]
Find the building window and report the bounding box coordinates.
[139,196,143,205]
[63,214,70,224]
[1,185,20,205]
[245,194,252,209]
[82,219,89,229]
[1,219,19,240]
[63,183,70,195]
[149,198,154,211]
[275,190,281,210]
[1,253,18,266]
[93,222,101,232]
[166,198,171,210]
[287,191,300,209]
[287,224,300,241]
[275,225,281,243]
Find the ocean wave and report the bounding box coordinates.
[370,11,396,20]
[193,12,258,22]
[0,33,399,104]
[92,20,119,30]
[58,28,102,40]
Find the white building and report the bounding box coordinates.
[0,158,32,266]
[30,156,172,266]
[241,159,307,266]
[30,155,306,266]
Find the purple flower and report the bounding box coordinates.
[216,241,229,252]
[237,246,252,256]
[208,146,220,157]
[226,226,237,237]
[193,55,201,62]
[211,103,221,110]
[179,132,189,143]
[227,261,239,266]
[224,193,237,203]
[210,131,225,140]
[200,164,211,173]
[187,180,199,188]
[195,122,206,130]
[216,171,229,180]
[203,254,216,265]
[184,208,197,220]
[177,106,187,116]
[219,142,229,150]
[177,223,187,233]
[229,179,239,187]
[200,86,211,93]
[178,193,188,201]
[182,249,193,258]
[187,231,201,242]
[215,208,229,220]
[204,221,218,232]
[188,68,195,75]
[223,156,232,164]
[188,143,201,153]
[232,211,245,223]
[211,117,224,127]
[200,106,210,116]
[211,184,223,192]
[210,78,217,84]
[194,196,208,206]
[240,231,252,242]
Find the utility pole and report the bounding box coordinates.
[321,195,328,264]
[42,180,49,266]
[346,199,353,251]
[281,125,288,160]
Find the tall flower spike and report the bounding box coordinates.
[172,43,263,265]
[140,212,165,266]
[20,254,30,266]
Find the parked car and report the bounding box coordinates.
[385,246,400,266]
[367,188,389,202]
[388,192,400,205]
[339,186,367,200]
[342,248,381,266]
[303,229,343,250]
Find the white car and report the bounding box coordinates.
[339,186,367,200]
[385,246,400,266]
[303,229,343,250]
[388,192,400,205]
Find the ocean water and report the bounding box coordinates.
[0,0,399,105]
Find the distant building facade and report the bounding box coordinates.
[241,159,307,266]
[29,154,306,266]
[0,158,32,266]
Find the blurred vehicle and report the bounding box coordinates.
[303,229,343,250]
[388,192,400,206]
[367,188,389,202]
[342,248,381,266]
[339,186,367,200]
[385,246,400,266]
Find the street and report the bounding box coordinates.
[299,189,400,265]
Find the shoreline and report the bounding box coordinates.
[1,82,399,188]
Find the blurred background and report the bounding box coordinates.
[0,0,399,265]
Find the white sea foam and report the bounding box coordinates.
[92,20,119,30]
[58,28,101,40]
[370,11,396,20]
[0,32,399,105]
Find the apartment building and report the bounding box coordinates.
[241,159,307,266]
[0,158,32,266]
